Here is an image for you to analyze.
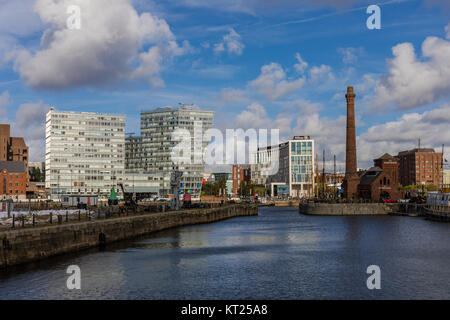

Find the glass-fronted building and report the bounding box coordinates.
[251,136,314,198]
[45,109,126,198]
[132,105,214,196]
[125,135,144,171]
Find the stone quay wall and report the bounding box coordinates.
[299,203,400,216]
[0,204,257,269]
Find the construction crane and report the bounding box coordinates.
[117,183,137,209]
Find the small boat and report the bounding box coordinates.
[424,192,450,222]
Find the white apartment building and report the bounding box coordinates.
[139,105,214,196]
[45,109,126,199]
[251,136,315,198]
[444,169,450,185]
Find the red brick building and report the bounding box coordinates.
[232,165,251,195]
[0,124,29,174]
[358,154,402,201]
[0,161,28,200]
[397,148,443,186]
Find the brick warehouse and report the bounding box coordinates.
[358,154,402,201]
[397,148,443,187]
[0,161,28,200]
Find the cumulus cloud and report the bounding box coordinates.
[9,0,189,90]
[5,100,51,161]
[372,35,450,110]
[214,28,245,56]
[212,96,450,170]
[234,103,270,129]
[283,101,450,169]
[289,99,346,165]
[249,62,305,100]
[359,103,450,165]
[308,64,334,83]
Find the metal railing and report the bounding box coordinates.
[0,201,231,230]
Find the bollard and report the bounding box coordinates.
[33,214,35,227]
[88,210,91,221]
[22,215,25,228]
[66,211,68,222]
[78,210,81,221]
[12,214,15,228]
[50,212,53,224]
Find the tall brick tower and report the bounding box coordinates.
[342,86,360,199]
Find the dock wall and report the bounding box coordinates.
[299,203,399,216]
[0,204,257,268]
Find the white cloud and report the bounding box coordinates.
[288,101,450,169]
[214,28,244,56]
[234,103,270,129]
[9,0,189,90]
[294,53,308,73]
[372,36,450,110]
[7,101,51,162]
[215,96,450,170]
[359,103,450,165]
[290,99,346,163]
[308,64,334,83]
[446,22,450,39]
[337,47,363,64]
[249,62,305,100]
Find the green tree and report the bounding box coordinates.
[30,167,42,182]
[201,177,228,196]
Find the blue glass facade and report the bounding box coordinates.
[291,141,313,184]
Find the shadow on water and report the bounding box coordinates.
[0,227,184,280]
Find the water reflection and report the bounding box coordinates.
[1,207,450,299]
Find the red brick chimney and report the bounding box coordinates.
[342,86,360,199]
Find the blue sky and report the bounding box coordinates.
[0,0,449,170]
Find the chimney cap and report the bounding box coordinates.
[347,86,354,93]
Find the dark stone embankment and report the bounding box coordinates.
[0,204,257,269]
[299,202,400,216]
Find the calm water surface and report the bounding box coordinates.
[1,207,449,299]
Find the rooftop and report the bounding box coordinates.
[142,106,214,114]
[359,166,382,185]
[398,148,437,155]
[0,161,26,173]
[257,136,313,151]
[47,109,126,117]
[375,153,396,160]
